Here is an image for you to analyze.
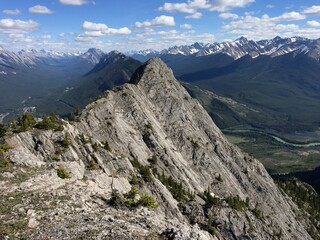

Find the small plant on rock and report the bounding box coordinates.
[57,166,71,179]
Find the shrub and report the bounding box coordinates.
[104,141,112,152]
[13,112,36,132]
[0,158,11,168]
[226,195,248,211]
[157,171,192,202]
[110,185,158,209]
[252,203,264,221]
[0,124,6,138]
[52,154,60,161]
[57,166,71,179]
[138,194,158,208]
[61,132,71,148]
[203,187,221,208]
[130,157,153,182]
[148,155,157,165]
[35,113,63,131]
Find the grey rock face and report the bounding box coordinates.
[0,57,312,239]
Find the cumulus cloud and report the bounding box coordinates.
[135,15,175,28]
[302,6,320,15]
[219,13,239,20]
[59,0,88,6]
[29,5,54,14]
[159,0,255,14]
[185,12,203,19]
[8,33,33,43]
[221,13,320,40]
[274,12,305,21]
[159,0,210,14]
[2,9,21,15]
[209,0,255,12]
[0,18,39,34]
[180,24,193,29]
[307,20,320,27]
[82,21,131,35]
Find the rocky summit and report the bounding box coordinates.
[0,58,313,239]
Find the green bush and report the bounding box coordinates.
[148,155,157,165]
[52,154,60,161]
[35,113,63,131]
[0,158,11,168]
[138,194,158,208]
[104,141,112,152]
[252,203,264,221]
[109,185,158,209]
[61,132,71,148]
[0,144,13,168]
[157,171,193,202]
[226,195,248,211]
[130,157,153,182]
[57,166,71,179]
[13,112,36,132]
[203,187,221,208]
[0,124,6,138]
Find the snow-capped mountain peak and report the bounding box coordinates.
[129,36,320,61]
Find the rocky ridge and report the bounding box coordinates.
[0,58,313,239]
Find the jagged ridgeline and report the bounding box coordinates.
[0,58,316,239]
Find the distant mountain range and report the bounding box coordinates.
[129,36,320,62]
[0,46,140,122]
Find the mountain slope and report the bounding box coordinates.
[179,49,320,132]
[0,58,314,239]
[34,51,141,116]
[0,47,105,122]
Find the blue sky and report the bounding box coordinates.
[0,0,320,52]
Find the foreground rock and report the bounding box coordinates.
[0,58,313,239]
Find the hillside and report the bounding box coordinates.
[0,58,315,239]
[0,47,105,122]
[34,51,141,116]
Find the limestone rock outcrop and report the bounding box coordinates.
[0,58,312,239]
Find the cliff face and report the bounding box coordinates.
[0,58,312,239]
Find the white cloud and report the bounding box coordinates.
[135,15,175,28]
[302,5,320,15]
[266,4,274,9]
[157,30,178,35]
[82,21,131,35]
[0,19,39,34]
[8,33,33,43]
[159,0,254,15]
[59,0,88,6]
[209,0,255,12]
[185,12,203,19]
[219,13,239,20]
[307,20,320,27]
[221,13,320,40]
[180,23,193,29]
[274,12,305,21]
[29,5,54,14]
[83,21,108,31]
[41,34,52,39]
[159,0,210,14]
[2,9,21,15]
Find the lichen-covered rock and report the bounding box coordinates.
[0,57,312,239]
